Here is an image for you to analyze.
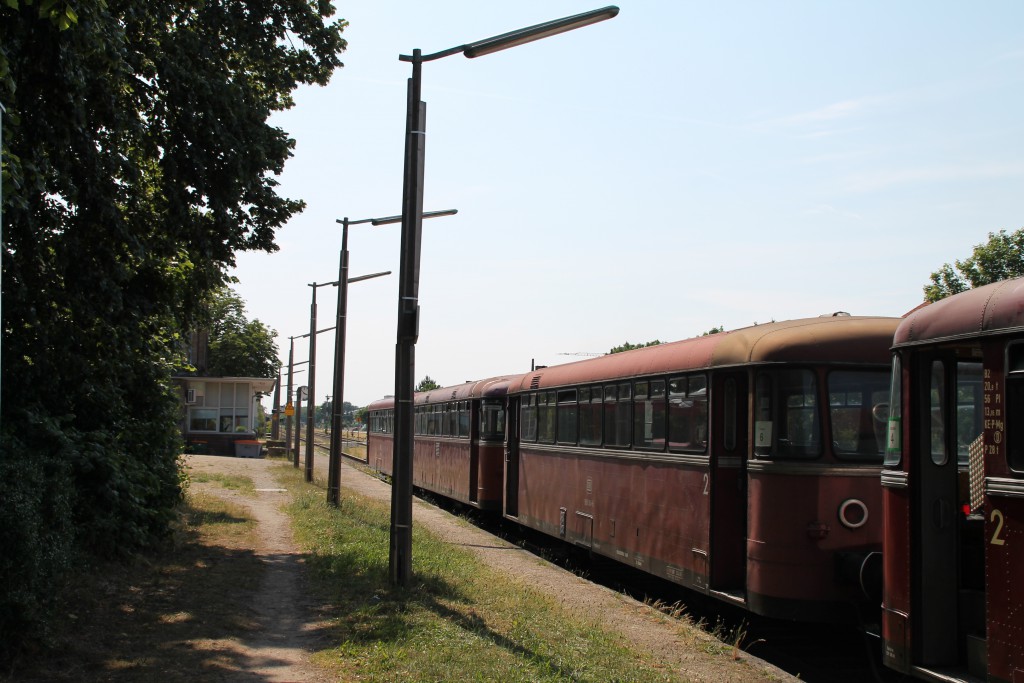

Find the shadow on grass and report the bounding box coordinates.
[303,536,583,680]
[8,513,332,682]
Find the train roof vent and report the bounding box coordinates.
[820,311,851,317]
[529,374,542,389]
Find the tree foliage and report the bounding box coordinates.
[608,340,662,354]
[924,228,1024,302]
[416,376,441,392]
[204,287,279,378]
[0,0,346,659]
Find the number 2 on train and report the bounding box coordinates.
[991,508,1006,546]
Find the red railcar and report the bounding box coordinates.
[881,278,1024,682]
[366,375,523,510]
[505,316,899,622]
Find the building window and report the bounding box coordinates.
[188,381,250,433]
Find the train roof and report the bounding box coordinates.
[365,374,526,410]
[514,316,900,393]
[893,277,1024,347]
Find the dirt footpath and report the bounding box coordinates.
[187,453,796,682]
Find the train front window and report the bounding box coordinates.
[754,369,821,459]
[828,370,890,461]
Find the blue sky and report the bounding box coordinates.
[229,1,1024,408]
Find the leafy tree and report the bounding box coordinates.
[609,340,662,354]
[416,376,441,392]
[204,287,279,378]
[0,0,346,659]
[924,228,1024,302]
[702,326,724,336]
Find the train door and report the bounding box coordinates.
[504,396,520,518]
[912,353,986,674]
[709,372,748,597]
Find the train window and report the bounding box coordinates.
[634,379,666,450]
[521,394,538,442]
[828,370,890,461]
[480,399,505,440]
[430,404,442,436]
[448,402,459,437]
[668,374,708,453]
[603,383,631,447]
[579,386,602,446]
[557,389,578,444]
[458,401,470,438]
[930,361,947,465]
[956,362,983,465]
[884,356,902,466]
[754,369,820,459]
[538,391,556,443]
[1009,375,1024,473]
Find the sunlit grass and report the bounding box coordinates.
[278,466,681,682]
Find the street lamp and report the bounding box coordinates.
[389,6,619,587]
[328,210,455,507]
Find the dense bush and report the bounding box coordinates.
[0,0,346,661]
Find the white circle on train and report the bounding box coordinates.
[838,498,869,529]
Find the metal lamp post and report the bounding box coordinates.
[327,211,455,507]
[389,6,619,587]
[305,281,339,482]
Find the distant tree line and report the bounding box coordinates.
[0,1,346,660]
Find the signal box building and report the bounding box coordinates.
[174,331,276,455]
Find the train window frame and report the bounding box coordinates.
[603,382,632,448]
[884,355,903,467]
[579,386,603,446]
[929,360,947,466]
[668,373,708,454]
[955,361,983,466]
[827,368,890,462]
[480,399,505,441]
[458,400,470,438]
[634,379,667,451]
[556,389,578,445]
[521,393,538,442]
[753,368,822,459]
[1008,343,1024,473]
[538,391,556,444]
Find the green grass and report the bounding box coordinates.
[278,466,684,682]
